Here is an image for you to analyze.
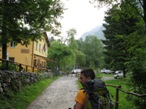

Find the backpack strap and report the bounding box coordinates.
[84,93,89,109]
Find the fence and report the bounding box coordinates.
[0,58,50,73]
[106,84,146,109]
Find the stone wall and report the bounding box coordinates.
[0,70,41,96]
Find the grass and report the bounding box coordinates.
[96,73,114,79]
[105,79,137,109]
[100,73,114,77]
[0,77,58,109]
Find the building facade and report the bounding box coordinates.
[0,33,50,70]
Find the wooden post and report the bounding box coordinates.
[32,67,34,72]
[115,86,121,109]
[26,66,28,72]
[6,60,8,70]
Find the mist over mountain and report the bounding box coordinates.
[79,25,106,40]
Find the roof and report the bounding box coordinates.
[43,32,50,47]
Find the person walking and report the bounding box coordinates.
[74,69,95,109]
[74,69,113,109]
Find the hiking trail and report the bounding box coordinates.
[27,75,78,109]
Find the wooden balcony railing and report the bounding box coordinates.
[0,58,49,73]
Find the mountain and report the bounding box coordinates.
[79,25,106,40]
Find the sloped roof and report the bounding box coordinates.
[43,32,50,47]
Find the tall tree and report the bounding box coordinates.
[90,0,146,31]
[65,28,80,69]
[78,35,105,68]
[102,1,146,108]
[0,0,64,60]
[65,28,78,49]
[48,41,72,71]
[102,1,142,77]
[74,50,86,68]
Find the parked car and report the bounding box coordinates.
[101,68,114,74]
[71,69,82,74]
[114,70,123,79]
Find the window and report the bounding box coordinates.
[39,44,41,52]
[36,42,38,51]
[42,43,46,52]
[9,57,15,62]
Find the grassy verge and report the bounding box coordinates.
[95,73,114,79]
[101,73,114,77]
[0,77,58,109]
[105,79,137,109]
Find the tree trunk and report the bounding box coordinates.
[1,26,8,69]
[2,39,7,60]
[144,0,146,32]
[123,69,126,78]
[1,0,8,68]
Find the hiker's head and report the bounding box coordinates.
[79,69,95,85]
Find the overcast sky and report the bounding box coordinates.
[60,0,108,39]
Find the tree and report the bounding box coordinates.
[66,28,79,69]
[48,41,72,71]
[101,1,146,108]
[0,0,64,61]
[90,0,146,31]
[102,1,142,77]
[124,32,146,109]
[74,49,86,68]
[78,35,105,68]
[65,28,78,49]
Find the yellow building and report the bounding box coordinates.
[0,32,50,71]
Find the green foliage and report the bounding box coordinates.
[0,0,64,59]
[1,0,64,40]
[105,79,137,109]
[50,34,105,70]
[96,72,103,79]
[91,0,146,34]
[48,41,72,71]
[67,28,78,50]
[65,29,87,69]
[102,0,142,71]
[0,62,17,70]
[48,41,71,60]
[74,50,86,68]
[124,33,146,108]
[77,35,105,68]
[102,1,146,108]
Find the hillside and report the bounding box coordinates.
[79,25,106,40]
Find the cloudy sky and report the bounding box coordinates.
[60,0,108,39]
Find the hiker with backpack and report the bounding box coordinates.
[74,69,113,109]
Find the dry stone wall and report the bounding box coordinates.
[0,70,41,96]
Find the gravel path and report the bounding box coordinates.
[26,75,78,109]
[26,74,113,109]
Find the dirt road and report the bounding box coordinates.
[26,74,113,109]
[26,75,78,109]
